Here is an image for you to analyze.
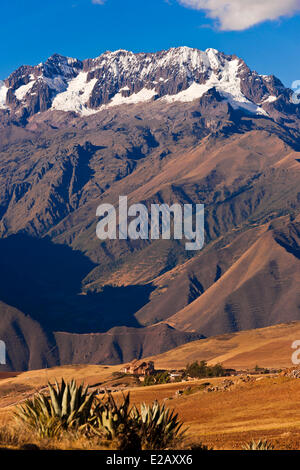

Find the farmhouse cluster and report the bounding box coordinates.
[121,359,155,376]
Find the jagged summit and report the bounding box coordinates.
[0,46,292,120]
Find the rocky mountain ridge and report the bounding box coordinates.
[0,47,295,123]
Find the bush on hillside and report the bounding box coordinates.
[184,361,225,378]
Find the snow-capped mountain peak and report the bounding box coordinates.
[0,46,290,120]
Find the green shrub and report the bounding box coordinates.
[185,361,225,378]
[143,375,156,386]
[143,371,170,386]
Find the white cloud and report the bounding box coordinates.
[178,0,300,30]
[92,0,106,4]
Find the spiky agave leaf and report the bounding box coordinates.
[70,384,79,414]
[137,401,185,450]
[242,439,275,450]
[90,392,133,439]
[61,382,71,417]
[55,378,66,402]
[14,378,97,436]
[48,382,62,417]
[89,393,184,450]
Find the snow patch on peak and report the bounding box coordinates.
[15,80,36,101]
[110,49,130,54]
[261,95,278,104]
[206,48,222,69]
[106,88,157,108]
[164,82,209,103]
[205,47,219,54]
[0,81,8,109]
[51,72,97,116]
[161,47,210,71]
[163,59,268,116]
[67,57,80,65]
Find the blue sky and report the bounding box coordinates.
[0,0,300,87]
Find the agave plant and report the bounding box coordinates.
[91,393,131,438]
[242,439,275,450]
[91,392,140,450]
[14,379,96,437]
[133,401,186,450]
[90,393,185,450]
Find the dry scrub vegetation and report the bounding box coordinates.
[1,370,300,450]
[0,379,189,451]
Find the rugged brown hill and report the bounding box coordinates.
[146,320,300,370]
[0,301,58,371]
[164,216,300,335]
[0,302,202,370]
[54,324,203,366]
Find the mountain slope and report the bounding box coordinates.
[145,320,300,370]
[0,47,299,370]
[165,216,300,335]
[0,301,58,371]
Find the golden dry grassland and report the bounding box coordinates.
[1,321,300,449]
